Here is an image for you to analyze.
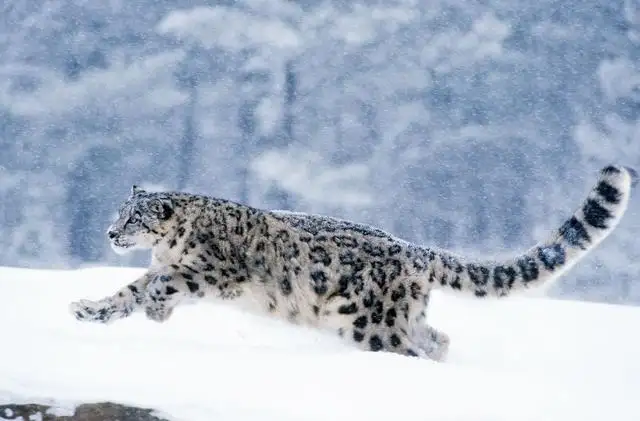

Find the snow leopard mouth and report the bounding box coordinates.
[110,240,135,255]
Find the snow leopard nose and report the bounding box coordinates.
[107,229,118,239]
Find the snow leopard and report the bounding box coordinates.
[70,165,637,361]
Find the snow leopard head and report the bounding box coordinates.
[106,185,175,255]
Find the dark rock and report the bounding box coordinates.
[0,402,170,421]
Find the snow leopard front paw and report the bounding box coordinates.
[69,298,117,323]
[144,303,174,323]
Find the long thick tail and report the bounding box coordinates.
[420,165,637,298]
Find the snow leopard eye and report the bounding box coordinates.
[128,212,141,224]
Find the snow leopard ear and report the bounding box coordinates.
[131,185,145,196]
[149,198,174,220]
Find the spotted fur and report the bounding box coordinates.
[70,166,637,361]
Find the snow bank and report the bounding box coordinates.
[1,266,638,421]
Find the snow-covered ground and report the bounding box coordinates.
[1,266,638,421]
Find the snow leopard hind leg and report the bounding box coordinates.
[409,293,450,362]
[324,292,444,361]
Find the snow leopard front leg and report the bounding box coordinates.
[143,264,244,323]
[143,270,205,323]
[69,271,154,323]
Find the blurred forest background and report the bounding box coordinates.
[0,0,639,304]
